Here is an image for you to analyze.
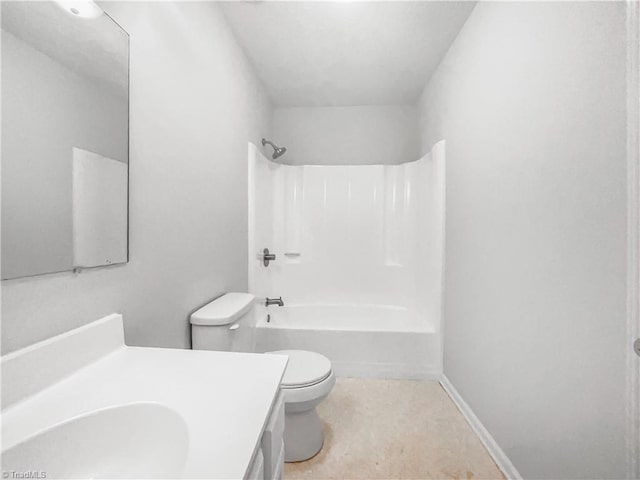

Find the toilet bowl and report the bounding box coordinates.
[189,293,336,463]
[268,350,335,462]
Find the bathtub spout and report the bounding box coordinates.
[266,297,284,307]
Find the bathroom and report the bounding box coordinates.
[1,0,638,479]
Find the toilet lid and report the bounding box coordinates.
[269,350,332,388]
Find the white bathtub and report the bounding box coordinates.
[255,304,441,379]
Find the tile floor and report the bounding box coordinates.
[284,378,505,480]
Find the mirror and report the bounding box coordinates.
[1,1,129,280]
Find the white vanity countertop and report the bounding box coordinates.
[2,336,288,479]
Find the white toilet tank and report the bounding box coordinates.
[190,293,257,352]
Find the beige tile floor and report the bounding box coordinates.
[284,378,505,480]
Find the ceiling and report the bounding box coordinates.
[220,1,476,107]
[1,1,128,98]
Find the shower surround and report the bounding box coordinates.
[248,142,445,378]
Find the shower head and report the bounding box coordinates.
[272,146,287,159]
[262,138,287,159]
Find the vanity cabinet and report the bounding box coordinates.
[247,390,285,480]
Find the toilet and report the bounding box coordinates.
[190,292,335,462]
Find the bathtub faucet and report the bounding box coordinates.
[265,297,284,307]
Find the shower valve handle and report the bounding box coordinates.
[263,248,276,267]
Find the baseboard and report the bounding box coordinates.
[439,375,522,480]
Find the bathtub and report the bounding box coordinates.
[255,304,441,379]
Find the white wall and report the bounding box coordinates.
[1,2,272,353]
[418,2,627,478]
[273,105,418,165]
[1,30,128,279]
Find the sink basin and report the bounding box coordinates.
[2,402,189,479]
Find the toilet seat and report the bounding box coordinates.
[268,350,332,389]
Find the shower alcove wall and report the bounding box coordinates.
[248,141,445,378]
